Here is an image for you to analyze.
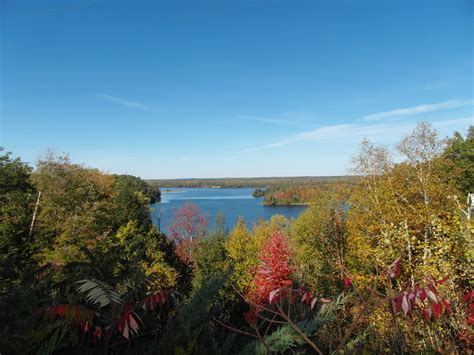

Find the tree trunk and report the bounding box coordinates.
[29,191,42,237]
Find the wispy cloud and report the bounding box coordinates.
[98,94,151,111]
[237,115,298,125]
[362,99,472,122]
[254,117,296,124]
[416,81,450,91]
[241,139,293,152]
[242,124,381,152]
[242,117,473,153]
[179,156,192,161]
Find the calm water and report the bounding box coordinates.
[150,188,307,233]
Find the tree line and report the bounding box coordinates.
[257,179,356,205]
[148,176,353,189]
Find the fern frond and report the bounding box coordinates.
[76,279,122,309]
[117,270,162,299]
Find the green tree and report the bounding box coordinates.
[0,149,38,289]
[444,126,474,195]
[290,196,346,294]
[193,213,228,290]
[113,174,153,230]
[31,152,116,264]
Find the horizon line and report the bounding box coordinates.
[145,175,356,181]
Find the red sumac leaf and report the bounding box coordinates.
[122,321,129,340]
[462,291,473,304]
[427,283,438,295]
[388,257,401,278]
[394,295,403,313]
[431,302,443,320]
[343,276,351,290]
[402,294,410,315]
[269,289,280,303]
[421,308,430,320]
[425,287,437,303]
[442,300,452,315]
[129,314,139,333]
[57,304,66,317]
[417,287,427,302]
[93,326,102,340]
[435,276,449,285]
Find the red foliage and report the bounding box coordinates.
[141,291,169,312]
[299,290,325,310]
[244,310,257,325]
[39,304,96,339]
[344,275,352,290]
[168,202,208,262]
[39,290,173,342]
[461,291,474,326]
[392,278,453,321]
[41,304,94,323]
[93,326,102,340]
[117,291,172,339]
[388,257,401,279]
[168,202,208,242]
[83,321,90,333]
[250,231,294,305]
[117,308,140,340]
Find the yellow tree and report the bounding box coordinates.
[347,123,470,283]
[251,214,290,250]
[226,218,258,293]
[345,122,472,351]
[115,221,179,290]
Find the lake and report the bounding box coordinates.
[150,188,307,233]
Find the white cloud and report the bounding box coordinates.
[296,124,356,140]
[242,117,473,153]
[416,81,450,91]
[432,116,474,128]
[98,94,150,111]
[237,114,309,125]
[252,117,295,124]
[237,115,297,125]
[362,99,473,122]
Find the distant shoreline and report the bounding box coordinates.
[162,189,186,193]
[262,202,310,206]
[149,176,356,189]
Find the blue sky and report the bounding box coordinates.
[1,0,472,178]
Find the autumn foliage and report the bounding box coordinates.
[250,231,294,305]
[0,124,472,354]
[168,202,208,262]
